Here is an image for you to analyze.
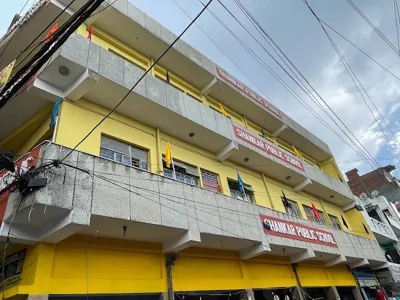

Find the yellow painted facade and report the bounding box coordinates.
[0,16,371,299]
[6,235,357,296]
[53,99,374,241]
[74,24,344,182]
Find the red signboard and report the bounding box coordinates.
[260,214,338,248]
[0,146,41,223]
[233,125,305,172]
[216,66,282,119]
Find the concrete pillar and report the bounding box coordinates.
[27,295,49,300]
[352,287,364,300]
[327,287,340,300]
[292,286,306,300]
[160,292,168,300]
[245,288,255,300]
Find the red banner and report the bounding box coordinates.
[260,214,338,248]
[233,125,304,172]
[0,146,41,222]
[216,66,282,119]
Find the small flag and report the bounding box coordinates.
[49,97,62,128]
[88,25,93,40]
[166,71,170,84]
[292,145,300,157]
[219,103,227,117]
[260,128,266,138]
[341,214,348,228]
[237,171,245,193]
[311,203,320,220]
[281,190,290,207]
[165,142,172,168]
[45,23,58,44]
[362,222,369,234]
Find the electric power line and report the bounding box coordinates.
[234,0,389,173]
[210,0,378,171]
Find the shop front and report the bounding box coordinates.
[352,268,379,300]
[375,263,400,298]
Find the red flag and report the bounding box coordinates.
[88,25,93,41]
[45,23,58,44]
[312,203,320,220]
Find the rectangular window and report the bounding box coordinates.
[329,214,341,230]
[200,169,220,193]
[163,159,199,187]
[227,179,254,202]
[100,136,148,170]
[283,198,301,218]
[303,205,326,225]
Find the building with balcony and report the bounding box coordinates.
[0,1,387,300]
[356,195,400,297]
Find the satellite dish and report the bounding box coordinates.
[371,190,379,197]
[359,193,368,200]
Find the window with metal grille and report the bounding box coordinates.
[329,214,341,229]
[163,159,199,186]
[227,179,254,202]
[283,199,301,218]
[303,205,326,225]
[100,136,148,171]
[200,169,220,193]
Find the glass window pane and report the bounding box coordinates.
[131,146,148,162]
[101,136,129,155]
[122,155,131,166]
[115,153,123,163]
[164,169,173,179]
[100,148,114,160]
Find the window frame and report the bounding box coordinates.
[227,179,254,202]
[200,169,220,193]
[283,198,301,218]
[100,136,149,171]
[328,214,341,230]
[162,159,199,187]
[303,205,326,225]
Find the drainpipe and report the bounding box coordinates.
[166,253,178,300]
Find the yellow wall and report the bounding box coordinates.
[54,100,363,240]
[297,262,356,287]
[75,24,344,181]
[5,236,356,296]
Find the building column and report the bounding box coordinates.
[351,287,364,300]
[245,288,255,300]
[27,295,49,300]
[160,292,168,300]
[327,287,340,300]
[292,286,305,300]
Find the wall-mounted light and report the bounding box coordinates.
[59,66,70,76]
[189,132,195,137]
[244,157,249,162]
[285,176,291,180]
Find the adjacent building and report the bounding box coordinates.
[356,194,400,297]
[346,166,400,204]
[0,1,388,300]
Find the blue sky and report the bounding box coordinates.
[1,0,400,177]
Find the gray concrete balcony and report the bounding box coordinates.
[24,32,354,207]
[1,142,386,269]
[27,0,332,162]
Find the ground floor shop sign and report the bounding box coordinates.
[376,263,400,285]
[260,214,338,247]
[0,248,26,290]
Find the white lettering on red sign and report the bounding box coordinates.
[233,125,305,172]
[216,66,282,119]
[260,214,338,247]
